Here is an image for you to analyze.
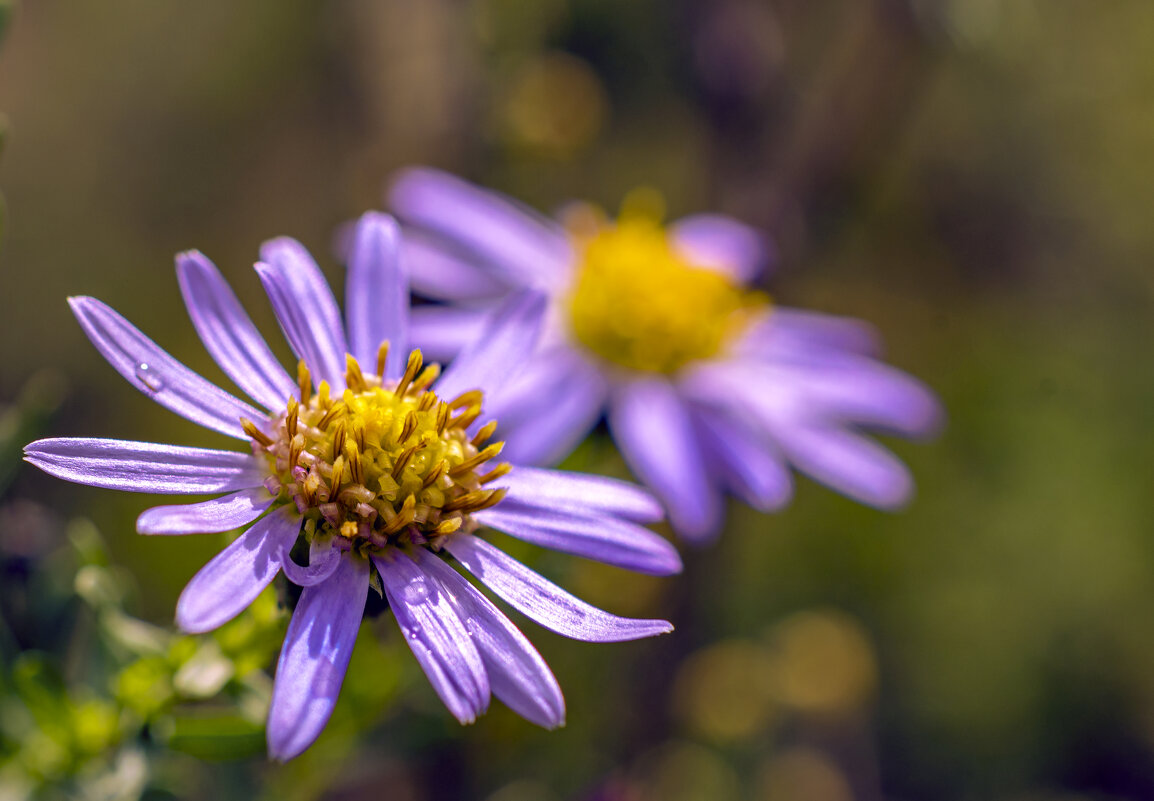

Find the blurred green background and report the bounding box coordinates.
[3,1,1154,799]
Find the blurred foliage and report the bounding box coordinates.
[2,0,1154,799]
[0,375,285,798]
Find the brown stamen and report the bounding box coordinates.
[297,361,312,404]
[345,354,368,392]
[471,420,498,447]
[448,442,504,477]
[376,341,390,379]
[241,418,273,447]
[411,363,441,393]
[395,350,424,398]
[477,462,512,485]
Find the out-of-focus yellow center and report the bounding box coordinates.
[244,347,508,553]
[565,199,767,374]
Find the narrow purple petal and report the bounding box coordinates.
[175,506,301,634]
[444,534,673,643]
[68,297,263,439]
[136,487,275,535]
[409,549,564,729]
[403,230,513,302]
[689,405,792,513]
[690,354,941,439]
[372,549,490,724]
[474,507,681,576]
[388,167,573,290]
[775,425,914,509]
[407,304,495,363]
[345,212,407,378]
[175,250,297,412]
[278,539,342,588]
[499,466,663,523]
[487,349,609,468]
[433,290,547,401]
[266,551,368,761]
[24,438,264,494]
[608,378,723,541]
[670,213,772,282]
[256,238,348,392]
[738,308,883,360]
[788,359,943,437]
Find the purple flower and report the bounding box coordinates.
[387,168,943,543]
[24,212,679,761]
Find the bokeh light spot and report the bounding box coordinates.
[768,609,877,715]
[756,748,852,801]
[672,638,778,742]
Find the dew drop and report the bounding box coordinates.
[135,363,165,392]
[401,577,430,604]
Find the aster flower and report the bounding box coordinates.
[387,168,943,542]
[23,212,680,761]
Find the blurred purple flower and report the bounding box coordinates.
[24,212,678,761]
[387,168,943,543]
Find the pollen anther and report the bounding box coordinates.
[252,348,509,555]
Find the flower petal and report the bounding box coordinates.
[403,231,513,302]
[407,304,495,363]
[345,212,408,378]
[266,551,368,762]
[788,358,943,437]
[689,405,792,513]
[487,349,609,468]
[136,487,275,535]
[445,534,673,643]
[388,166,572,290]
[256,238,349,392]
[433,290,547,402]
[68,296,263,439]
[499,466,663,523]
[685,358,927,510]
[24,438,264,494]
[175,506,301,634]
[775,424,914,510]
[372,549,490,724]
[670,213,772,282]
[175,250,297,412]
[474,507,681,576]
[409,548,564,729]
[739,308,883,360]
[608,378,723,541]
[691,352,940,438]
[278,539,343,588]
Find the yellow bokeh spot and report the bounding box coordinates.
[756,749,852,801]
[502,51,607,158]
[672,639,778,742]
[768,609,878,715]
[565,200,767,375]
[631,741,744,801]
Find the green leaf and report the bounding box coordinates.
[163,710,265,760]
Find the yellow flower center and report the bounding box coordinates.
[243,346,508,553]
[565,198,767,374]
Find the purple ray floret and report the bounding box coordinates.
[23,211,677,762]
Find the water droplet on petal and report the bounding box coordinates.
[135,363,165,392]
[401,577,430,605]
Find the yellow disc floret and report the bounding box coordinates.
[245,345,509,553]
[565,196,767,374]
